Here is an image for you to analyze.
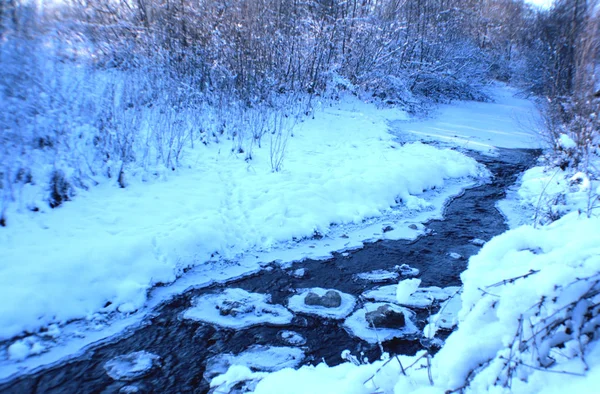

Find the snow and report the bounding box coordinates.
[498,160,599,228]
[287,288,357,319]
[205,345,305,381]
[393,84,542,154]
[104,351,161,381]
[423,290,463,338]
[277,330,306,346]
[363,285,460,309]
[182,288,293,329]
[558,133,577,149]
[229,213,600,394]
[397,264,420,277]
[395,278,422,304]
[343,303,418,343]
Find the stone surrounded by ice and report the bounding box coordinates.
[277,330,307,346]
[354,269,399,283]
[204,345,305,381]
[104,351,161,381]
[363,285,460,309]
[343,303,418,343]
[397,264,420,277]
[288,288,356,319]
[182,288,293,329]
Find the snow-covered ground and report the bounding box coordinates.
[0,85,546,384]
[393,84,543,154]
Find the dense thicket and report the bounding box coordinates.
[0,0,598,224]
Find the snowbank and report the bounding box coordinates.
[0,95,485,344]
[225,212,599,394]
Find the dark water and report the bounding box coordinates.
[0,148,539,394]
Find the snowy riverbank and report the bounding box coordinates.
[0,93,498,379]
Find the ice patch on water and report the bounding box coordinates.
[104,351,161,381]
[344,303,417,343]
[182,288,293,329]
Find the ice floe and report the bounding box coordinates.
[277,330,307,346]
[205,345,305,381]
[363,284,460,309]
[104,351,161,381]
[354,269,399,283]
[424,290,462,338]
[182,288,293,329]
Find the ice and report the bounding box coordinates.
[104,351,161,381]
[397,264,420,277]
[287,288,356,319]
[470,238,486,246]
[363,285,460,309]
[353,269,399,283]
[343,303,418,343]
[395,278,421,304]
[424,291,463,338]
[183,288,293,329]
[205,345,305,381]
[277,330,307,346]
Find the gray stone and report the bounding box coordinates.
[218,300,254,316]
[365,305,406,329]
[304,290,342,308]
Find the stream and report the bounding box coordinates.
[0,148,539,394]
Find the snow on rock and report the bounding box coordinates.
[397,264,420,277]
[290,268,306,278]
[288,288,356,319]
[205,345,305,382]
[183,288,293,329]
[277,330,306,346]
[343,303,417,343]
[395,278,421,304]
[448,252,462,259]
[364,284,460,309]
[353,269,399,283]
[104,351,161,381]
